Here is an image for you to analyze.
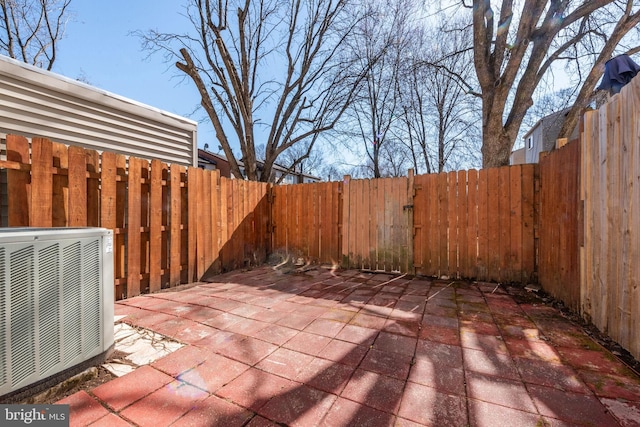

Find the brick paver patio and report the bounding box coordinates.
[58,267,640,426]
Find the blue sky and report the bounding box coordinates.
[53,0,216,148]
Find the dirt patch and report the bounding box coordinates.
[21,350,128,404]
[508,284,640,377]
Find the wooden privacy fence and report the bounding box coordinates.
[271,181,341,265]
[538,140,581,311]
[274,166,540,283]
[2,135,269,300]
[413,166,537,283]
[581,76,640,359]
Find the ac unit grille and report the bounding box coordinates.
[38,244,61,374]
[0,248,5,387]
[10,246,36,386]
[63,242,82,362]
[0,228,114,399]
[83,240,101,353]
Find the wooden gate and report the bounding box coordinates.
[341,173,414,272]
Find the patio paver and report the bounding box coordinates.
[55,267,640,426]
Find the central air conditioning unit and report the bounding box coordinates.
[0,228,114,401]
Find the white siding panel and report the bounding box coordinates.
[0,55,197,165]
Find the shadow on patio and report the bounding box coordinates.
[58,267,640,426]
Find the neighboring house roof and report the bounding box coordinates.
[523,108,576,154]
[197,148,321,183]
[197,148,232,178]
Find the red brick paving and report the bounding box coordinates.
[54,267,640,426]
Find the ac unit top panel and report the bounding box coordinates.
[0,228,112,243]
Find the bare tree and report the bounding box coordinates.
[337,0,418,178]
[0,0,71,70]
[140,0,369,182]
[398,19,481,174]
[469,0,640,167]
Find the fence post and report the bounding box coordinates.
[406,169,415,274]
[341,175,351,268]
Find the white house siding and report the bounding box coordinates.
[0,55,197,166]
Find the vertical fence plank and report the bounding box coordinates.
[486,168,500,281]
[375,178,385,271]
[140,160,150,293]
[68,145,87,226]
[341,176,351,267]
[86,150,100,227]
[127,156,142,297]
[466,170,478,279]
[477,169,489,281]
[187,167,197,281]
[412,175,424,275]
[498,167,511,282]
[521,164,535,284]
[170,164,183,287]
[425,174,438,277]
[210,170,221,274]
[596,104,610,329]
[100,151,117,299]
[219,177,229,269]
[115,155,127,297]
[447,171,458,278]
[607,96,622,342]
[195,168,205,279]
[509,165,523,284]
[458,171,468,279]
[6,135,31,226]
[52,142,68,227]
[31,138,53,227]
[617,91,631,347]
[149,159,163,293]
[203,169,213,272]
[437,173,448,276]
[272,184,282,250]
[629,79,640,357]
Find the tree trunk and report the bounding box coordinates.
[481,114,514,168]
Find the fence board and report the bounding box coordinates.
[86,150,100,227]
[476,169,489,281]
[629,78,640,357]
[149,159,163,293]
[170,164,183,287]
[608,97,622,342]
[426,174,438,276]
[52,142,68,227]
[458,171,468,278]
[68,145,87,227]
[195,168,206,279]
[437,173,448,276]
[6,135,30,226]
[447,171,458,277]
[127,156,142,297]
[187,167,197,281]
[466,170,478,279]
[618,89,632,348]
[497,167,510,282]
[375,178,386,271]
[31,138,53,227]
[486,168,500,281]
[521,165,535,283]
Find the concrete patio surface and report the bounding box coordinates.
[57,267,640,426]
